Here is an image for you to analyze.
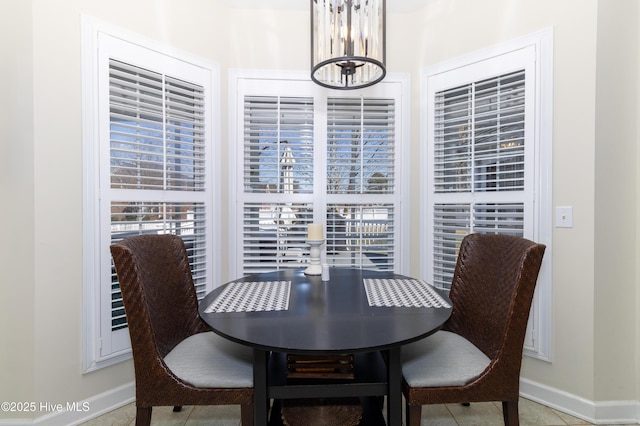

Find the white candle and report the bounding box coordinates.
[308,223,323,240]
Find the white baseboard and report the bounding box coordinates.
[2,379,637,425]
[0,382,135,426]
[521,377,639,425]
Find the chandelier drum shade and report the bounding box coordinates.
[311,0,386,90]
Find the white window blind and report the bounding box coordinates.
[233,75,405,277]
[326,203,395,269]
[325,97,396,270]
[108,59,210,335]
[242,202,313,271]
[241,95,314,273]
[109,202,207,331]
[434,71,526,194]
[430,70,528,290]
[243,96,314,194]
[327,97,395,194]
[432,202,525,289]
[109,61,207,192]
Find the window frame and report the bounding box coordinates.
[420,29,553,360]
[229,70,410,278]
[81,16,221,371]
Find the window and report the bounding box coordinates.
[422,30,553,359]
[430,68,530,288]
[82,19,220,370]
[230,73,408,277]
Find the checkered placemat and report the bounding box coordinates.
[363,278,452,308]
[204,281,291,313]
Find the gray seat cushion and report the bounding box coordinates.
[402,330,491,387]
[164,332,253,388]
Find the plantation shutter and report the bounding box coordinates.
[107,59,209,337]
[241,96,315,273]
[326,98,395,194]
[431,70,528,289]
[326,97,396,270]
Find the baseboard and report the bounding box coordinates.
[2,379,637,425]
[592,400,640,425]
[520,377,639,425]
[0,382,135,426]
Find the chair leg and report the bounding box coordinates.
[405,403,422,426]
[502,400,519,426]
[135,406,152,426]
[240,403,254,426]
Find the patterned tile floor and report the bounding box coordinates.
[80,397,628,426]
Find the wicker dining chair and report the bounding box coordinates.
[110,234,254,426]
[401,233,546,426]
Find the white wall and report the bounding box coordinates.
[637,0,640,410]
[0,0,35,420]
[1,0,638,423]
[593,0,638,402]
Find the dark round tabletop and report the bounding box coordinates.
[199,268,451,355]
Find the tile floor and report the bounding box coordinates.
[80,397,627,426]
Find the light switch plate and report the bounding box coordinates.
[556,206,573,228]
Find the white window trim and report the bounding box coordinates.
[228,69,411,278]
[81,15,222,372]
[420,28,553,361]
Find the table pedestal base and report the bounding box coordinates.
[265,351,389,425]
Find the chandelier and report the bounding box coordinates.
[310,0,386,90]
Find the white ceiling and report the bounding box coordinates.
[218,0,428,13]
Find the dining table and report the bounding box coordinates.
[198,267,452,426]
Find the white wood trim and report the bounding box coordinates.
[520,377,640,425]
[0,382,135,426]
[5,377,637,425]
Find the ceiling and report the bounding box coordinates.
[218,0,428,13]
